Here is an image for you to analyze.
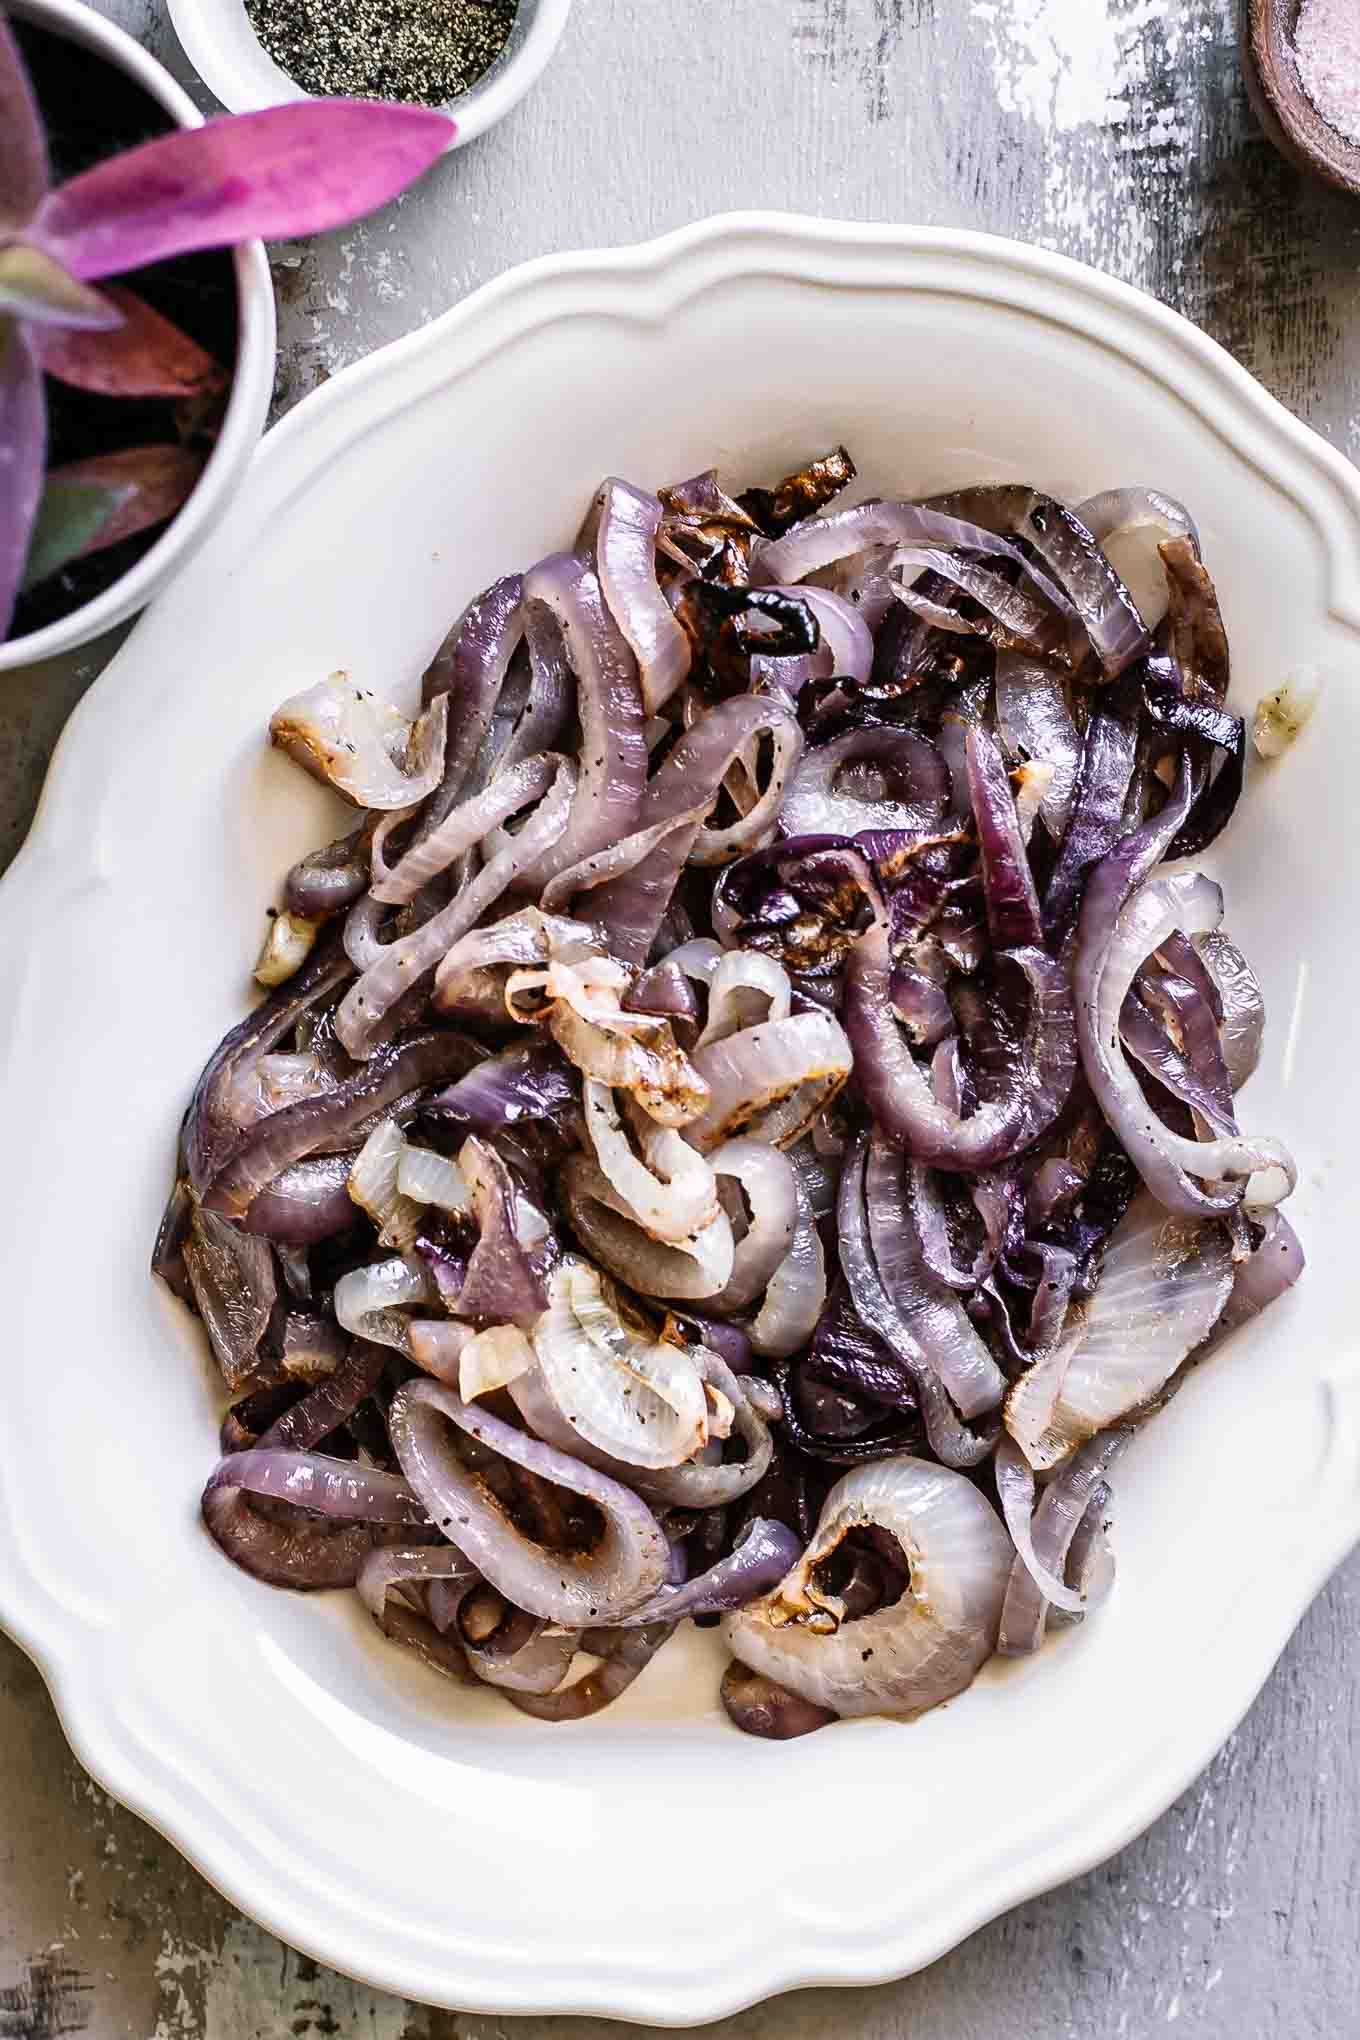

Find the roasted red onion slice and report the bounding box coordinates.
[1160,536,1228,704]
[847,922,1075,1172]
[725,1457,1012,1719]
[533,1260,710,1469]
[923,487,1149,677]
[252,910,322,987]
[334,755,577,1056]
[517,553,647,888]
[683,1008,852,1153]
[421,573,524,792]
[698,950,791,1046]
[1196,931,1265,1094]
[1141,656,1245,861]
[284,828,371,919]
[1120,984,1234,1139]
[425,1041,578,1133]
[782,726,947,838]
[429,906,594,1027]
[1003,1325,1076,1470]
[204,1029,482,1218]
[751,499,1074,620]
[836,1136,995,1470]
[1043,683,1139,938]
[270,673,448,810]
[998,1430,1130,1654]
[720,1662,836,1740]
[749,1174,826,1359]
[506,1622,676,1721]
[743,445,857,534]
[708,1138,798,1310]
[233,1050,337,1125]
[407,1318,473,1385]
[625,958,703,1042]
[1060,1486,1117,1616]
[994,1435,1090,1616]
[510,1348,774,1510]
[438,1135,551,1324]
[1075,870,1295,1216]
[1027,1194,1234,1469]
[201,1491,376,1591]
[204,1448,427,1523]
[358,1545,479,1625]
[581,695,803,964]
[866,1138,1006,1419]
[1215,1210,1305,1337]
[907,1162,993,1291]
[966,723,1043,950]
[994,652,1080,839]
[347,1117,424,1250]
[334,1256,434,1354]
[615,1517,800,1626]
[458,1596,578,1696]
[1077,487,1197,629]
[181,1207,276,1388]
[356,1546,479,1682]
[767,584,872,683]
[183,938,353,1198]
[242,1150,357,1245]
[596,478,692,715]
[540,807,709,923]
[202,1439,428,1592]
[275,1310,349,1381]
[389,1380,669,1626]
[370,754,558,907]
[584,1080,719,1243]
[259,1341,385,1446]
[561,1153,734,1299]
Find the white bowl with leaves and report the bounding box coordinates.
[0,0,273,672]
[1,0,452,673]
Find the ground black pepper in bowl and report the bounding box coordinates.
[245,0,517,105]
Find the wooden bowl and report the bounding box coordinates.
[1244,0,1360,196]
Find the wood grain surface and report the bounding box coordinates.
[2,2,1358,2033]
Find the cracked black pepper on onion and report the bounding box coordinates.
[245,0,517,106]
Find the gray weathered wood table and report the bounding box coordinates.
[3,2,1358,2033]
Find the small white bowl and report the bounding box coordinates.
[0,0,275,674]
[166,0,572,149]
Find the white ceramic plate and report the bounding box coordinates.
[0,215,1355,2024]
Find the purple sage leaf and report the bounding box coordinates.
[0,319,46,638]
[0,243,122,329]
[29,444,204,566]
[31,100,454,282]
[0,14,49,232]
[40,284,226,398]
[20,477,132,592]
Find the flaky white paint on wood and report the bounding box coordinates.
[1,2,1358,2035]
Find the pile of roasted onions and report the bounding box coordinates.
[155,449,1303,1736]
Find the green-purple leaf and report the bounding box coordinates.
[40,285,226,399]
[0,243,123,329]
[31,100,454,282]
[20,444,203,588]
[20,476,132,591]
[0,13,49,233]
[0,318,46,640]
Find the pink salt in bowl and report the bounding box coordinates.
[1244,0,1360,197]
